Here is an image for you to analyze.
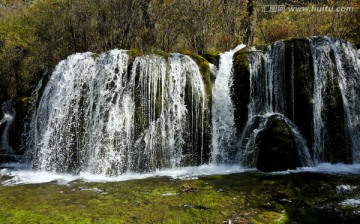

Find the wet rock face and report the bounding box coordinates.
[0,155,19,164]
[231,48,250,136]
[0,105,3,121]
[320,65,350,163]
[255,115,302,172]
[284,39,314,156]
[232,37,360,171]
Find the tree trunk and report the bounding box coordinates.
[243,0,257,46]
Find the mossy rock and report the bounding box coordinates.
[283,39,314,154]
[10,96,32,154]
[19,97,31,112]
[186,53,212,98]
[184,53,212,165]
[128,48,143,65]
[255,115,302,172]
[320,52,350,163]
[231,48,250,135]
[203,52,220,67]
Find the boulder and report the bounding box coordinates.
[255,115,302,172]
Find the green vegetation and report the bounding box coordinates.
[257,1,360,45]
[1,172,360,223]
[1,0,359,103]
[203,52,221,67]
[128,48,143,66]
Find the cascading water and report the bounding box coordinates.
[310,37,360,164]
[230,37,360,169]
[9,36,360,180]
[0,100,15,154]
[130,54,207,171]
[27,50,209,175]
[248,42,286,116]
[211,44,245,164]
[236,42,314,168]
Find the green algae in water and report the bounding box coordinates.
[1,172,360,223]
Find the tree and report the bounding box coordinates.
[243,0,257,46]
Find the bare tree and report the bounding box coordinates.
[243,0,257,46]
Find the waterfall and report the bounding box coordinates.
[0,100,15,154]
[235,37,360,168]
[211,44,245,164]
[248,42,286,116]
[17,37,360,177]
[27,50,208,175]
[129,54,207,172]
[237,41,314,168]
[310,37,360,164]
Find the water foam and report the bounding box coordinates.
[1,164,247,186]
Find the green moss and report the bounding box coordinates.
[184,53,212,164]
[233,48,250,76]
[19,97,30,111]
[203,52,220,67]
[250,211,288,224]
[231,48,250,136]
[2,172,360,223]
[128,48,143,65]
[186,54,211,98]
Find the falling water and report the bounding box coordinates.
[237,42,314,167]
[130,54,207,171]
[236,37,360,167]
[247,42,286,116]
[13,37,360,180]
[0,100,15,154]
[310,37,360,163]
[28,50,208,175]
[211,44,245,164]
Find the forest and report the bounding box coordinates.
[0,0,359,103]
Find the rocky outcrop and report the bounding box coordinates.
[255,115,302,172]
[231,48,250,136]
[232,37,360,171]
